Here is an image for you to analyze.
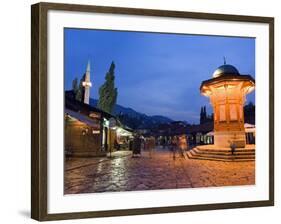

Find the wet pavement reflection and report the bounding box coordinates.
[64,148,255,194]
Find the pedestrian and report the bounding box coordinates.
[162,137,166,149]
[132,134,142,158]
[148,137,155,158]
[230,141,236,155]
[178,135,187,158]
[171,136,178,160]
[186,136,189,151]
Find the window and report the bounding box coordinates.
[219,105,226,121]
[230,104,238,121]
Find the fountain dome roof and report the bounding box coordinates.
[212,64,240,78]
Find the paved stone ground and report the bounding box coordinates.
[64,148,255,194]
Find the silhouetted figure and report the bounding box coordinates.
[171,136,178,160]
[230,142,236,155]
[132,134,142,158]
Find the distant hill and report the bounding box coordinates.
[89,98,173,129]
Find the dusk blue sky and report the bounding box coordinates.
[64,28,255,124]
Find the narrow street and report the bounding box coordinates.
[65,147,255,194]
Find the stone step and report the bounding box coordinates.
[190,149,255,159]
[187,153,255,162]
[187,154,255,162]
[186,149,255,162]
[194,147,255,153]
[190,150,255,160]
[194,148,255,156]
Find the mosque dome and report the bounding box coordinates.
[212,64,240,78]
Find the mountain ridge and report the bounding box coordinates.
[89,98,173,129]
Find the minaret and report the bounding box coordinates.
[203,106,207,121]
[82,60,92,104]
[200,107,203,124]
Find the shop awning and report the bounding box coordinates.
[65,109,100,129]
[116,127,133,136]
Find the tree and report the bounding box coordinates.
[75,74,85,102]
[72,77,78,95]
[97,62,118,113]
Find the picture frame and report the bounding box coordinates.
[31,2,274,221]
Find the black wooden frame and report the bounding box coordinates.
[31,2,274,221]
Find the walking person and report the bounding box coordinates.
[178,135,188,158]
[230,141,236,155]
[171,136,178,160]
[132,134,142,158]
[148,137,155,158]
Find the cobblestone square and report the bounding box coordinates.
[64,148,255,194]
